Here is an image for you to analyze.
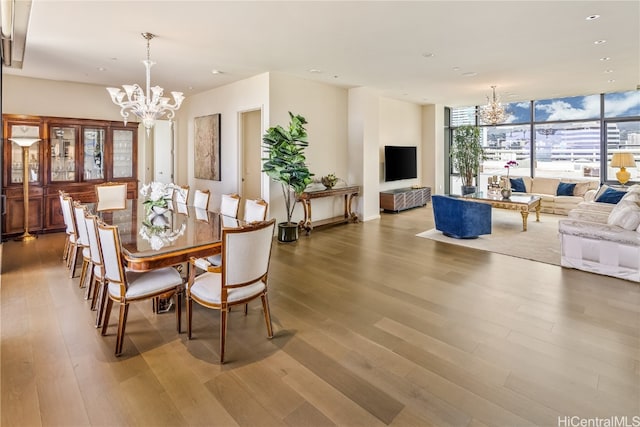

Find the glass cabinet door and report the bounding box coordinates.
[9,124,41,184]
[83,128,105,180]
[50,126,77,182]
[112,129,134,179]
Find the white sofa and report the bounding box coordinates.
[502,176,599,215]
[559,185,640,282]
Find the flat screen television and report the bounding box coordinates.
[384,145,417,181]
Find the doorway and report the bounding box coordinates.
[153,120,174,184]
[240,109,263,218]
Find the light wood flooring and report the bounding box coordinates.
[2,205,639,426]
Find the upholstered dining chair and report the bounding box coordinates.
[84,211,108,327]
[243,199,268,223]
[175,185,190,205]
[186,219,276,363]
[59,190,73,262]
[95,182,127,212]
[219,193,241,218]
[60,195,81,275]
[193,189,210,210]
[73,201,92,285]
[98,221,185,356]
[200,199,269,270]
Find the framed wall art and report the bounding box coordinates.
[194,113,221,180]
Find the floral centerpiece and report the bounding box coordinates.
[502,160,519,199]
[140,181,180,215]
[504,160,518,181]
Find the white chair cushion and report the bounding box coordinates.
[190,272,266,305]
[108,267,182,299]
[206,253,222,266]
[193,257,213,271]
[82,247,91,258]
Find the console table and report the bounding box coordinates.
[296,185,360,235]
[380,187,431,212]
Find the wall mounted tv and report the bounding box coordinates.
[384,145,417,181]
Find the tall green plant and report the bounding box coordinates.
[262,112,314,224]
[450,125,485,187]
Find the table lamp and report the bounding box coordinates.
[610,152,636,186]
[9,136,41,241]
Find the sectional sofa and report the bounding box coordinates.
[502,176,600,215]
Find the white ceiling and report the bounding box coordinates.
[4,0,640,107]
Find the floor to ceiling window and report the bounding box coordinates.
[448,90,640,194]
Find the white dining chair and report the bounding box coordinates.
[84,211,108,326]
[219,193,241,218]
[60,195,81,276]
[186,219,276,363]
[243,199,268,223]
[175,185,190,204]
[59,190,73,262]
[194,189,210,210]
[73,201,92,285]
[98,220,185,356]
[95,182,127,212]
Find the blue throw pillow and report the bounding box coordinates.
[557,182,576,196]
[595,187,626,204]
[510,177,526,192]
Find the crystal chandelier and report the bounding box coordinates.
[478,85,506,126]
[107,32,184,132]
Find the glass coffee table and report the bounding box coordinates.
[460,192,541,231]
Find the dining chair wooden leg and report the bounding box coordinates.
[186,297,193,339]
[78,259,89,288]
[101,298,114,336]
[220,308,228,364]
[62,237,70,262]
[261,294,274,338]
[95,282,109,328]
[84,268,95,300]
[68,246,79,277]
[175,292,182,333]
[115,303,129,356]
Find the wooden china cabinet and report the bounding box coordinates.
[2,114,139,239]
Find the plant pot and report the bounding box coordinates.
[461,185,476,195]
[277,222,299,242]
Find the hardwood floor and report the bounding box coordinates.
[2,205,639,426]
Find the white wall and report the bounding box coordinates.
[176,73,269,212]
[379,98,423,192]
[268,72,349,225]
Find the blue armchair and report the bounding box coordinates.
[431,195,492,239]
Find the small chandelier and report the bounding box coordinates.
[107,32,184,132]
[478,85,507,126]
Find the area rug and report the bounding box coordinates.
[416,209,563,266]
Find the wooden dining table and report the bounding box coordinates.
[96,199,237,272]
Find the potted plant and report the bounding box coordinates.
[450,125,485,195]
[262,112,314,242]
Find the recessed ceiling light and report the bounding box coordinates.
[97,66,106,72]
[586,14,600,20]
[607,79,616,83]
[452,66,460,71]
[593,39,606,44]
[599,57,611,61]
[422,53,435,58]
[604,69,614,73]
[211,69,223,74]
[462,72,477,77]
[309,69,322,73]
